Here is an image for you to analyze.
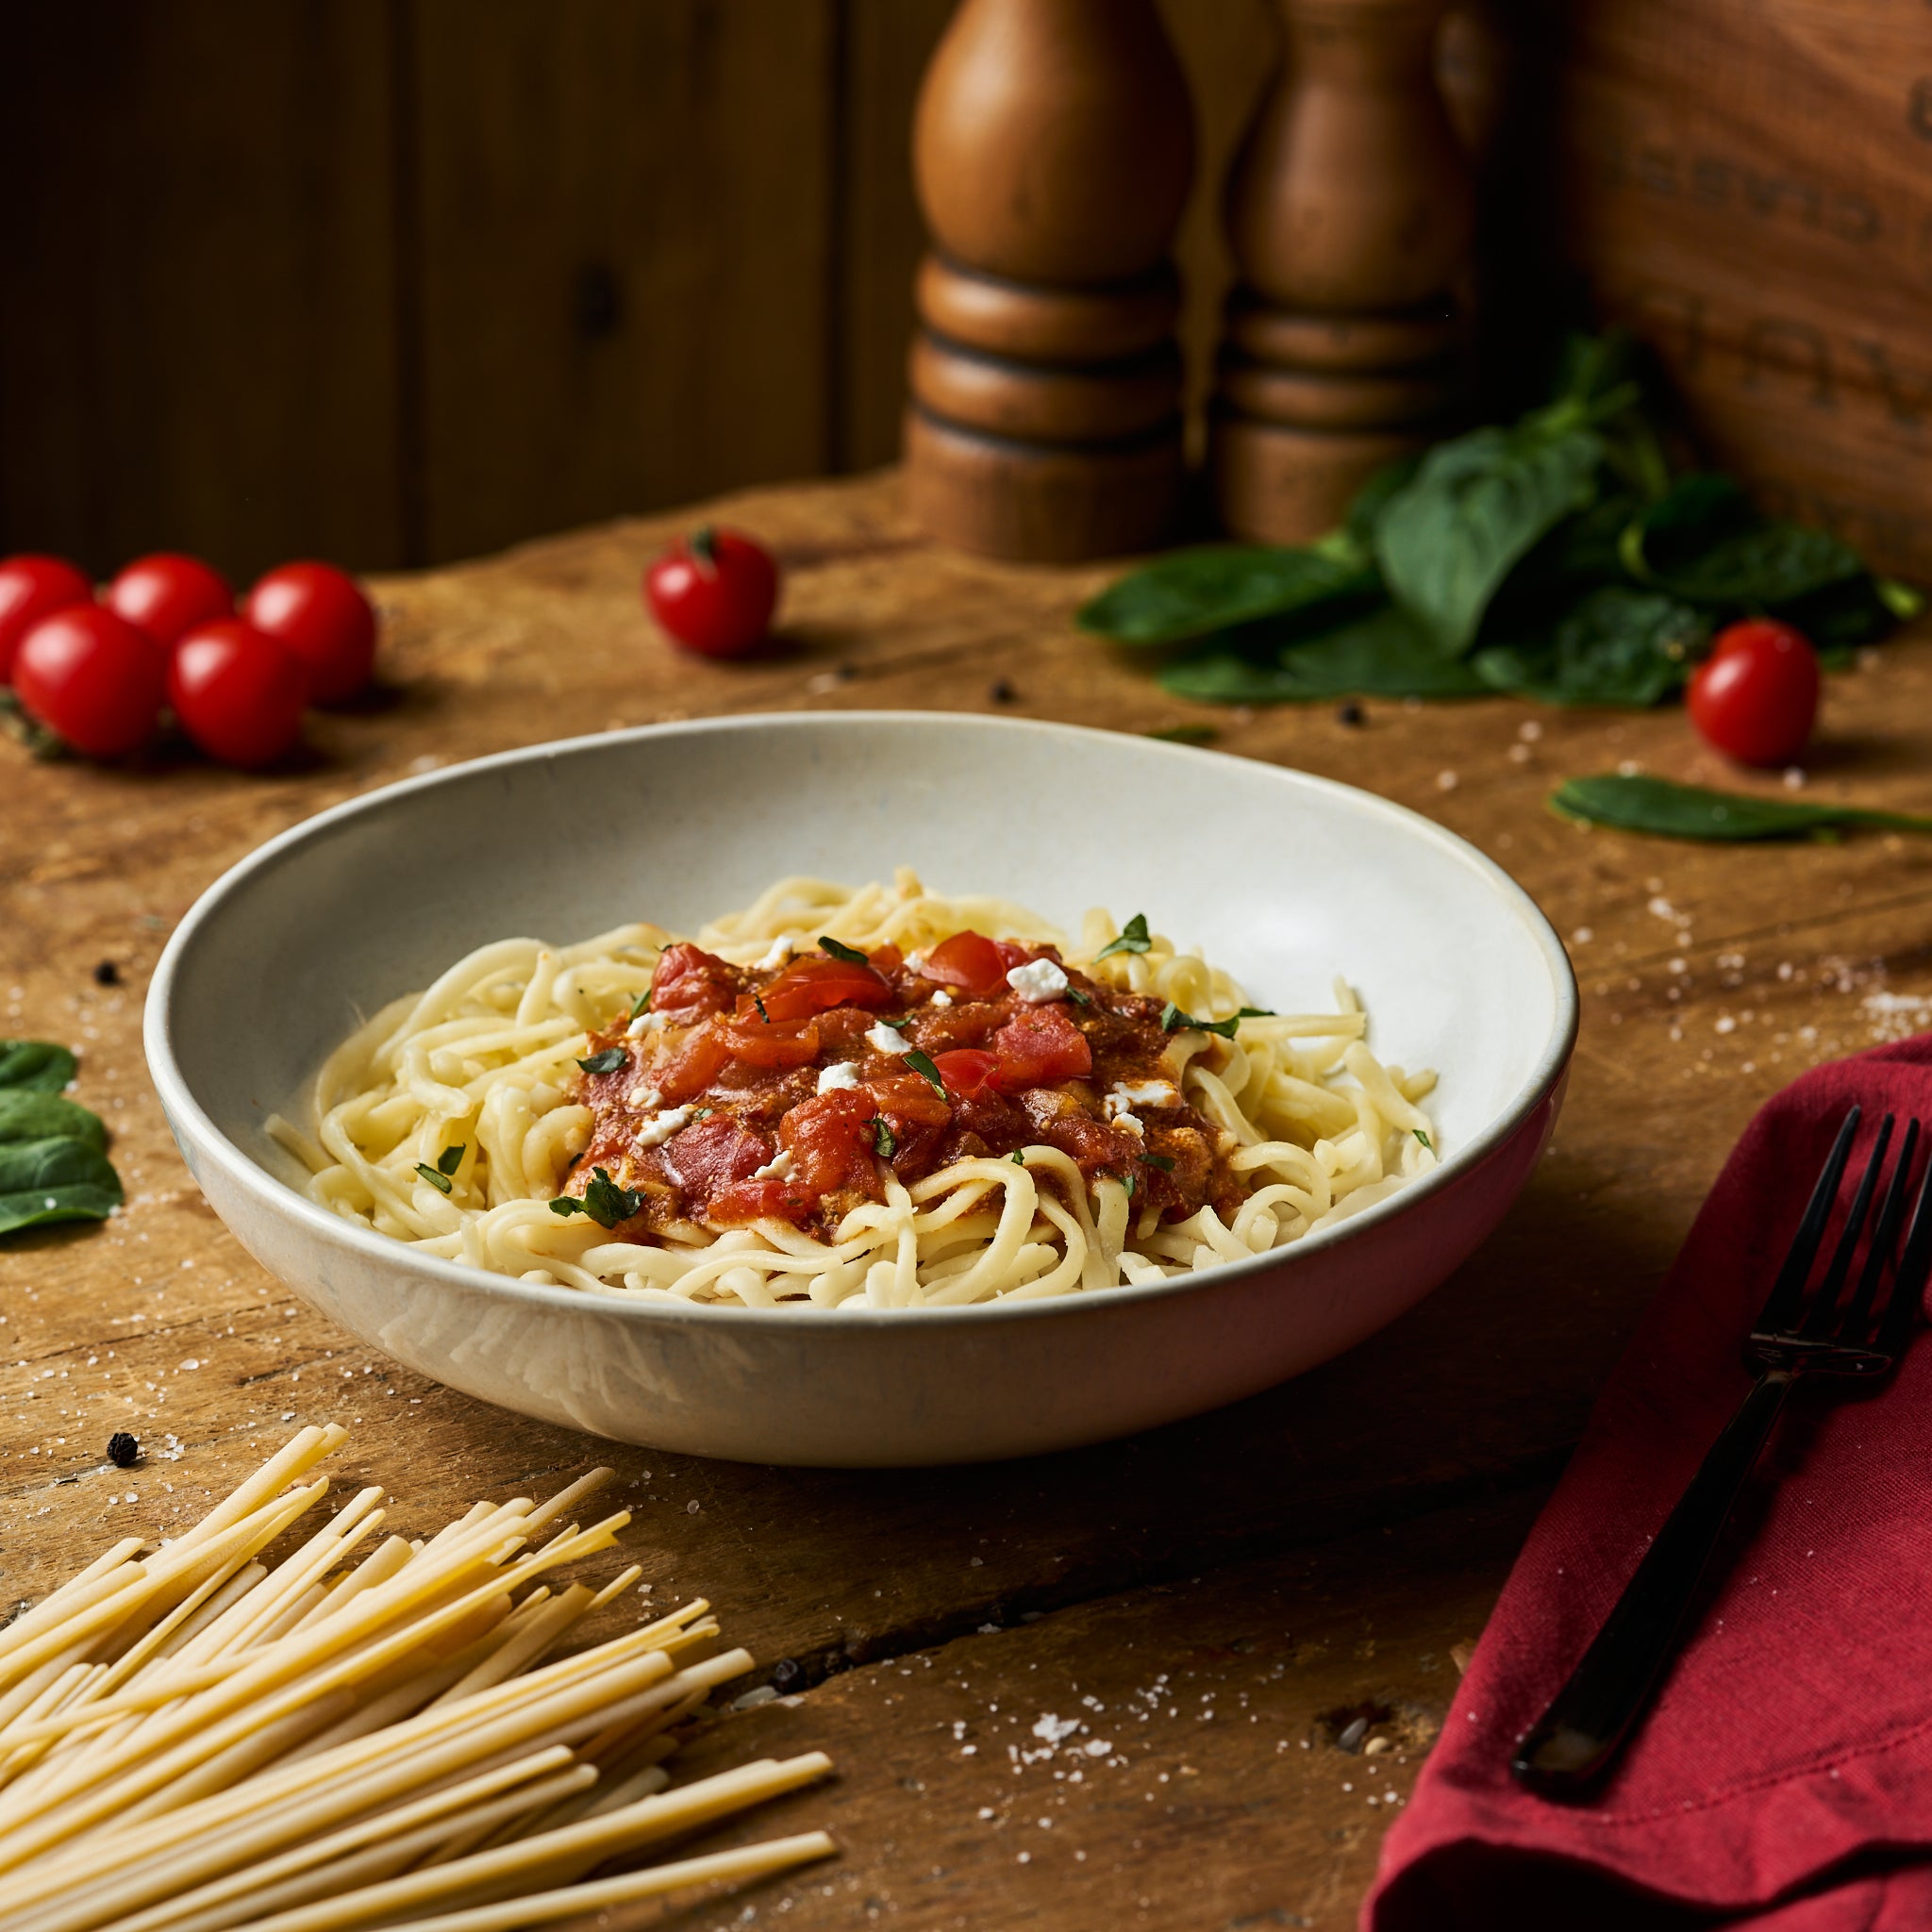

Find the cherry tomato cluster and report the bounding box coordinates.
[0,552,376,768]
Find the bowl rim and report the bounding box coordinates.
[144,709,1578,1332]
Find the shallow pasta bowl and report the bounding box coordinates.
[145,711,1576,1467]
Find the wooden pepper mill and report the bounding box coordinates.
[1210,0,1475,545]
[904,0,1195,562]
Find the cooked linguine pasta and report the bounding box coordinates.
[270,873,1439,1310]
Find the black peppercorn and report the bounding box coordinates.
[93,960,121,986]
[107,1432,140,1469]
[988,679,1016,704]
[770,1657,805,1693]
[1336,702,1365,727]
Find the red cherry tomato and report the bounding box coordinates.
[242,560,377,704]
[649,943,739,1016]
[1688,619,1820,767]
[168,620,308,768]
[0,556,92,684]
[12,608,167,759]
[720,1010,822,1067]
[758,955,893,1023]
[931,1047,1000,1099]
[105,553,233,650]
[991,1008,1092,1090]
[923,931,1008,998]
[643,526,779,658]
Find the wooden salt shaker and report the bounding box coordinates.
[1210,0,1474,544]
[904,0,1194,562]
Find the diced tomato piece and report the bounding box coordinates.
[708,1177,815,1225]
[651,943,738,1015]
[865,1068,954,1129]
[652,1024,733,1104]
[993,940,1035,974]
[662,1116,772,1204]
[720,1009,822,1067]
[931,1048,999,1100]
[779,1089,880,1193]
[992,1007,1092,1090]
[869,942,904,975]
[759,955,893,1022]
[923,930,1008,998]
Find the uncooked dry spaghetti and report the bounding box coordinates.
[272,873,1439,1310]
[0,1425,832,1931]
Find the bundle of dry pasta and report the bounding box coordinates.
[0,1425,833,1931]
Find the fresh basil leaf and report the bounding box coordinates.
[1067,988,1094,1008]
[1235,1007,1274,1019]
[1375,423,1604,655]
[1076,546,1374,646]
[1144,723,1218,744]
[0,1137,123,1236]
[903,1048,946,1095]
[818,936,870,965]
[1550,774,1932,842]
[870,1116,897,1159]
[1414,1128,1433,1151]
[435,1142,465,1176]
[414,1162,454,1194]
[549,1195,587,1219]
[1162,605,1490,706]
[1473,588,1708,708]
[1159,1001,1240,1040]
[1120,1170,1137,1199]
[576,1048,625,1074]
[628,991,652,1021]
[1619,475,1864,608]
[581,1167,644,1228]
[1095,914,1151,961]
[0,1091,107,1153]
[1772,574,1900,657]
[1879,578,1925,622]
[0,1041,78,1093]
[1339,453,1424,556]
[1140,1152,1176,1173]
[753,994,770,1023]
[1010,1150,1026,1166]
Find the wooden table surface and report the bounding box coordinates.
[6,470,1931,1930]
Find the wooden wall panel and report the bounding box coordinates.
[1504,0,1932,579]
[0,1,405,581]
[408,0,839,563]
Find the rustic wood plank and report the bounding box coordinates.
[0,0,406,579]
[408,0,839,563]
[4,472,1931,1911]
[1503,0,1932,578]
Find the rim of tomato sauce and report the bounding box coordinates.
[563,932,1248,1241]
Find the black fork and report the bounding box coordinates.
[1512,1108,1932,1796]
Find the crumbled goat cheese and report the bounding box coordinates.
[1109,1079,1179,1114]
[752,1149,794,1180]
[756,937,792,971]
[625,1085,663,1111]
[634,1107,692,1148]
[817,1062,863,1093]
[866,1024,915,1055]
[930,989,954,1007]
[626,1010,670,1036]
[1007,958,1069,1003]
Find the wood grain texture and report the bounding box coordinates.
[1503,0,1932,579]
[0,0,406,580]
[4,471,1932,1920]
[408,0,838,561]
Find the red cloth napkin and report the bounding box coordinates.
[1366,1038,1932,1931]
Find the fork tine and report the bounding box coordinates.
[1874,1141,1932,1358]
[1801,1113,1893,1338]
[1843,1118,1921,1339]
[1757,1106,1861,1335]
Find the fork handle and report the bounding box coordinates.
[1511,1367,1794,1794]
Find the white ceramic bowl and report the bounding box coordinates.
[145,712,1575,1467]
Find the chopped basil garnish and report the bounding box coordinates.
[577,1047,626,1074]
[1095,913,1152,962]
[1159,1001,1239,1040]
[818,935,870,965]
[628,991,652,1020]
[548,1166,643,1229]
[875,1015,907,1031]
[1120,1171,1137,1198]
[1140,1152,1176,1173]
[904,1046,946,1094]
[1236,1006,1274,1019]
[415,1162,454,1194]
[870,1116,897,1159]
[1010,1150,1026,1166]
[1066,988,1094,1008]
[754,994,770,1023]
[1414,1128,1433,1151]
[435,1142,465,1176]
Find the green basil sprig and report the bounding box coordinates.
[0,1041,122,1237]
[1551,774,1932,842]
[1095,914,1151,961]
[549,1167,644,1228]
